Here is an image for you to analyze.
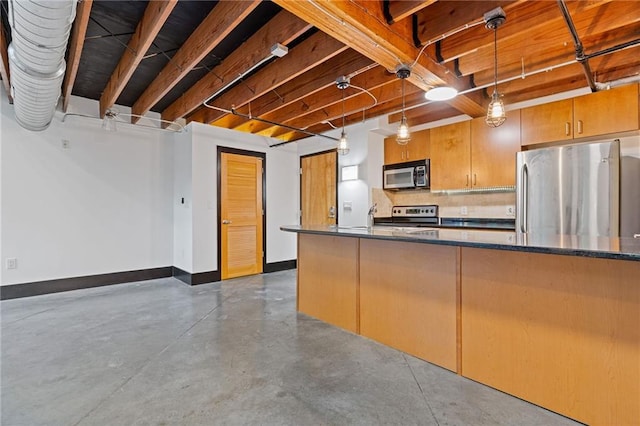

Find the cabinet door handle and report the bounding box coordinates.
[565,122,571,136]
[473,173,477,186]
[466,174,469,187]
[406,150,409,159]
[577,120,583,134]
[401,151,405,160]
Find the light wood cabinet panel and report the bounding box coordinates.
[470,110,521,187]
[461,248,640,426]
[573,83,639,138]
[521,98,573,146]
[430,121,471,190]
[297,234,358,333]
[384,136,406,164]
[383,129,430,164]
[359,239,458,372]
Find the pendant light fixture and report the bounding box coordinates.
[396,64,411,145]
[336,76,350,155]
[485,8,507,127]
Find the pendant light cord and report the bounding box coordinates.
[493,27,498,92]
[342,86,346,133]
[401,77,406,119]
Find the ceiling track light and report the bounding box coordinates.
[336,76,350,155]
[395,64,411,145]
[484,7,507,128]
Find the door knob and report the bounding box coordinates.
[222,219,232,224]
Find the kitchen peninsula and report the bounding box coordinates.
[281,225,640,426]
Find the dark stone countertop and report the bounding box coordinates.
[280,225,640,262]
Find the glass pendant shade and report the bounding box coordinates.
[337,131,349,155]
[485,91,506,127]
[485,16,506,128]
[396,116,411,145]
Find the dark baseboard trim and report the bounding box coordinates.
[264,259,297,273]
[172,267,220,286]
[1,267,172,301]
[1,262,293,300]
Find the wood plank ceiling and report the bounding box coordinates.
[1,0,638,144]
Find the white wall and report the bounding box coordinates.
[174,122,299,274]
[172,130,193,272]
[1,93,174,285]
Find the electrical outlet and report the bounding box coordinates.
[6,258,17,269]
[506,205,515,217]
[460,206,468,216]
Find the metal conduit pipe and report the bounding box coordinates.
[8,0,77,131]
[557,0,597,92]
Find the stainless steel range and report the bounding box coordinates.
[376,205,439,227]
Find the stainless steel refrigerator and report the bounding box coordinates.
[516,140,620,236]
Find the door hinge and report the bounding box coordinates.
[299,168,303,175]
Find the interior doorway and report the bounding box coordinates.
[300,149,337,226]
[218,148,266,279]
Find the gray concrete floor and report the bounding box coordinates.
[1,270,580,426]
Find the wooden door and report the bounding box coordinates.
[220,152,263,279]
[573,83,639,138]
[301,150,337,226]
[521,98,573,146]
[430,121,471,190]
[470,110,521,188]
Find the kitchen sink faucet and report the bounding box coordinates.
[367,203,377,229]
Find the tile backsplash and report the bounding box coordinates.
[372,188,516,219]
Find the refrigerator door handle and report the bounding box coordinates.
[520,164,528,233]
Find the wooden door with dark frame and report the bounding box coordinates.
[218,148,266,280]
[300,150,337,226]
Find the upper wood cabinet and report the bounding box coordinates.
[470,110,521,188]
[521,98,573,146]
[521,83,639,146]
[384,129,430,164]
[573,83,639,138]
[430,121,471,190]
[431,112,521,190]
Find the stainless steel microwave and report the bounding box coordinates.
[383,159,430,190]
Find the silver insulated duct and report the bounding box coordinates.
[8,0,77,131]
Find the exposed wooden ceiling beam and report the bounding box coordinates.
[385,103,463,132]
[415,1,516,45]
[273,0,487,118]
[187,31,348,125]
[162,10,311,124]
[0,22,12,103]
[215,50,374,131]
[62,0,93,111]
[438,1,617,67]
[263,79,422,138]
[99,0,177,118]
[130,0,260,123]
[239,65,395,136]
[385,1,437,24]
[278,89,431,142]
